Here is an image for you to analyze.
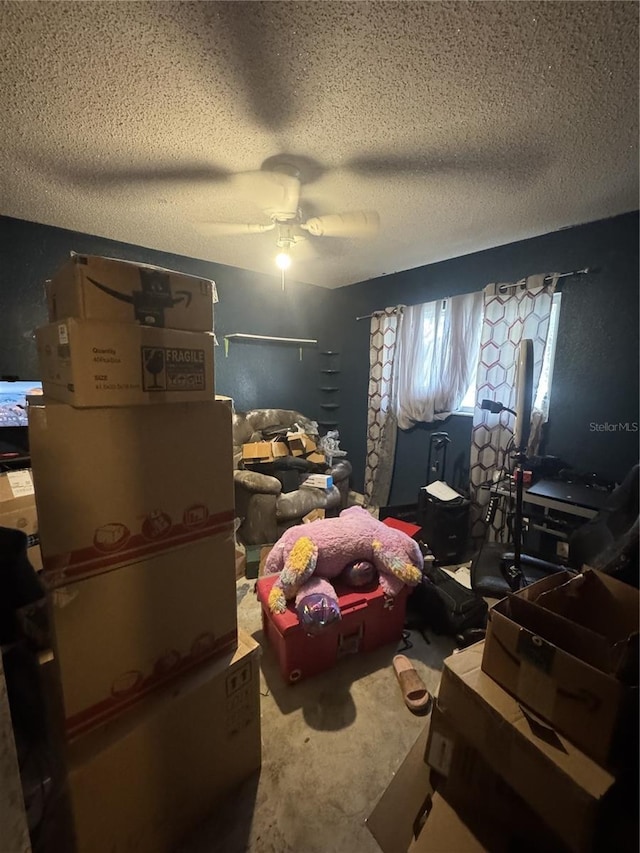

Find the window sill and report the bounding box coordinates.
[452,409,474,418]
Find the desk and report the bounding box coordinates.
[492,478,608,561]
[495,478,605,521]
[526,477,610,516]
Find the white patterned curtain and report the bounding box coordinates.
[470,274,559,540]
[364,308,403,507]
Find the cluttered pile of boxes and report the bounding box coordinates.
[28,253,261,852]
[241,430,332,492]
[370,568,638,853]
[237,429,333,578]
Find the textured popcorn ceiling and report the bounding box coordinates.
[0,1,637,288]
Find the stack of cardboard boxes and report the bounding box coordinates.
[370,569,638,853]
[241,430,324,466]
[29,254,261,852]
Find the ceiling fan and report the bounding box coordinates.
[191,162,380,271]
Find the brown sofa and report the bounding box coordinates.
[232,409,352,545]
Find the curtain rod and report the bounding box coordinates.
[356,306,402,322]
[497,267,591,293]
[356,267,592,319]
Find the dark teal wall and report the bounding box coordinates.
[1,212,638,494]
[326,211,639,500]
[0,216,332,419]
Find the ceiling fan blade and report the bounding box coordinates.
[300,211,380,238]
[217,4,296,132]
[193,221,276,236]
[299,233,347,260]
[45,162,232,189]
[347,146,549,183]
[348,154,445,177]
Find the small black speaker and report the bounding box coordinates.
[418,493,470,564]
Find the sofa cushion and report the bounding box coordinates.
[275,485,342,522]
[234,470,282,496]
[237,494,280,544]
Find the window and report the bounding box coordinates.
[457,378,478,413]
[533,292,562,413]
[455,310,484,414]
[395,292,484,429]
[419,301,481,416]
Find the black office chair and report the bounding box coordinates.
[569,464,639,587]
[471,464,640,598]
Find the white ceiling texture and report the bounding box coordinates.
[0,1,638,288]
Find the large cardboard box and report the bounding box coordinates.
[482,569,639,766]
[286,431,317,457]
[0,468,42,570]
[46,253,217,331]
[36,318,215,407]
[426,704,566,852]
[368,725,510,853]
[66,632,261,853]
[29,400,234,586]
[408,794,494,853]
[436,643,616,853]
[241,439,289,464]
[367,724,434,853]
[50,534,237,740]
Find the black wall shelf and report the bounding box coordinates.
[319,351,341,431]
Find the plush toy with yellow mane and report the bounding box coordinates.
[263,506,423,633]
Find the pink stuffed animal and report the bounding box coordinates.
[264,506,423,626]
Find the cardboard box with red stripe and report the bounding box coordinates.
[66,632,261,853]
[50,534,237,740]
[29,399,234,587]
[29,398,239,739]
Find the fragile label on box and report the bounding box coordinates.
[140,345,206,392]
[36,318,215,407]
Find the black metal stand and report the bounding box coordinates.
[502,450,526,590]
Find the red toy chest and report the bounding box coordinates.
[256,574,408,683]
